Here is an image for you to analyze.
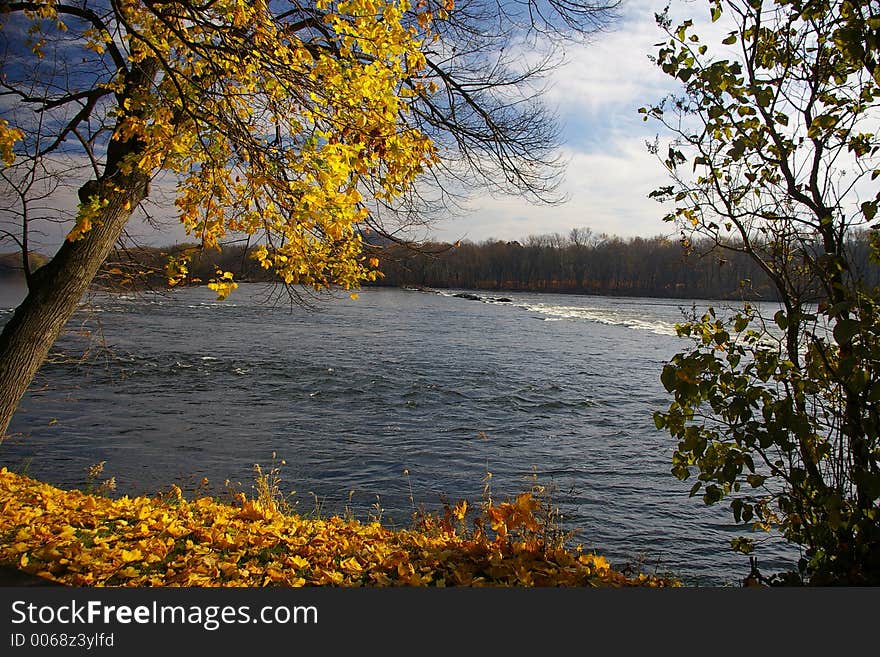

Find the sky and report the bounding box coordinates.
[426,0,688,244]
[3,0,703,253]
[123,0,701,250]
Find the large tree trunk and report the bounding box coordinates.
[0,183,147,437]
[0,59,158,439]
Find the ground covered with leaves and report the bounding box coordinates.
[0,468,678,587]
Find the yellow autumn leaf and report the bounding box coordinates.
[120,549,143,563]
[0,118,25,165]
[340,556,363,573]
[0,468,679,588]
[288,555,310,569]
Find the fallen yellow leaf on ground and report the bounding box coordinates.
[0,468,679,587]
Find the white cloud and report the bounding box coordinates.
[427,0,733,244]
[427,0,683,243]
[430,135,677,243]
[543,0,677,121]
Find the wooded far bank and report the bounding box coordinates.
[2,228,877,302]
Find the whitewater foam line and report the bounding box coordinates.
[415,287,680,336]
[515,302,679,336]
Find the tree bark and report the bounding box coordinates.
[0,59,158,439]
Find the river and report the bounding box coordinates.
[0,279,800,586]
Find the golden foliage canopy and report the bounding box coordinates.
[5,0,442,297]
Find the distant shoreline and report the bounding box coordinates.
[377,282,774,303]
[0,273,776,306]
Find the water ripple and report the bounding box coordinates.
[2,283,799,586]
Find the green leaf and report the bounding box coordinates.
[728,139,746,160]
[732,498,743,522]
[731,537,754,554]
[808,113,837,138]
[676,20,693,42]
[832,318,860,345]
[722,33,738,45]
[660,364,677,391]
[703,484,724,505]
[653,412,666,430]
[755,87,773,108]
[774,310,788,330]
[746,474,766,488]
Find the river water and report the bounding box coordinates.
[0,280,800,586]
